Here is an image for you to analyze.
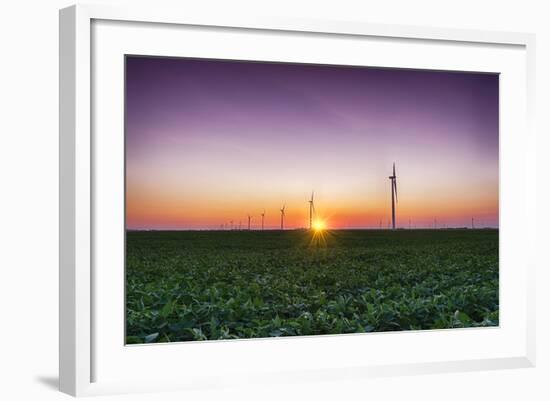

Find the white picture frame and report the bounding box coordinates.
[59,4,536,397]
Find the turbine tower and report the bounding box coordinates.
[280,204,286,230]
[247,215,252,231]
[388,163,398,230]
[308,191,315,230]
[261,209,265,231]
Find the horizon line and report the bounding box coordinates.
[126,226,499,232]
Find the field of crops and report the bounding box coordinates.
[126,229,498,343]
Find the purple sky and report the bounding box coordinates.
[125,56,499,230]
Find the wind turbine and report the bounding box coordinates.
[261,209,265,231]
[388,163,398,230]
[471,217,475,229]
[247,215,252,231]
[308,191,315,230]
[280,204,286,230]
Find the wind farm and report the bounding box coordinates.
[126,160,499,344]
[204,163,489,233]
[125,56,499,344]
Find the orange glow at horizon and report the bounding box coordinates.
[126,180,498,230]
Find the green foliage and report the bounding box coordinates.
[126,229,499,343]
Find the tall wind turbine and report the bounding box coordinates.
[261,209,265,231]
[247,215,252,231]
[388,163,398,230]
[280,204,286,230]
[308,191,315,230]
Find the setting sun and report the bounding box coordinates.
[312,220,326,232]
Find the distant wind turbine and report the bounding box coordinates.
[248,215,252,231]
[261,209,265,231]
[308,191,315,230]
[471,217,475,229]
[389,163,398,230]
[280,204,286,230]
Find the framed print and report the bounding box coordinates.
[124,56,500,343]
[59,4,536,396]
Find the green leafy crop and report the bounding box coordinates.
[126,229,498,343]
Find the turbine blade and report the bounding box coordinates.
[393,180,398,203]
[393,163,396,176]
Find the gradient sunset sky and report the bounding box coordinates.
[125,56,499,230]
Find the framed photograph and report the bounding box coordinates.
[59,4,536,396]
